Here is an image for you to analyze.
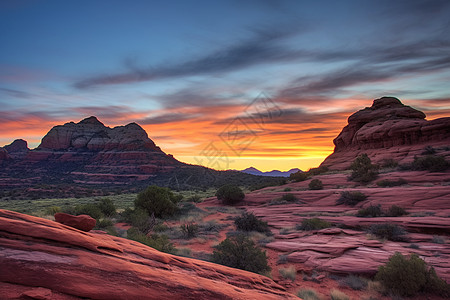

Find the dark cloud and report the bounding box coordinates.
[139,113,197,125]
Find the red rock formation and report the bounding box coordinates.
[321,97,450,170]
[54,213,96,232]
[0,209,297,299]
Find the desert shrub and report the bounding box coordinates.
[121,208,153,233]
[412,155,449,172]
[135,185,182,218]
[74,203,103,220]
[199,220,222,233]
[308,179,323,190]
[234,212,270,233]
[98,198,116,216]
[175,247,192,257]
[96,218,114,229]
[336,191,367,206]
[180,222,199,238]
[297,218,331,231]
[380,158,398,168]
[127,227,174,253]
[215,184,245,205]
[279,265,296,281]
[330,289,349,300]
[376,252,450,297]
[212,234,270,274]
[376,178,408,187]
[289,171,309,182]
[152,223,169,232]
[283,187,291,192]
[280,193,297,202]
[386,205,408,217]
[408,243,420,249]
[349,153,379,183]
[297,288,320,300]
[307,165,329,176]
[340,275,368,290]
[368,223,407,241]
[357,204,383,217]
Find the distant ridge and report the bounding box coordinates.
[240,167,301,177]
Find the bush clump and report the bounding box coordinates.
[212,234,270,274]
[308,179,323,190]
[297,218,331,231]
[357,204,383,217]
[412,155,449,172]
[368,223,407,241]
[234,212,270,233]
[349,153,379,183]
[121,208,154,233]
[330,289,349,300]
[180,222,199,238]
[386,205,408,217]
[297,288,321,300]
[216,184,245,205]
[376,178,408,187]
[73,203,103,220]
[336,191,367,206]
[98,198,116,216]
[135,185,182,218]
[280,193,297,202]
[289,171,309,182]
[279,265,296,281]
[376,252,450,297]
[340,275,368,290]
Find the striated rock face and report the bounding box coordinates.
[0,209,297,300]
[321,97,450,169]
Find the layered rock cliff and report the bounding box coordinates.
[0,209,297,299]
[321,97,450,170]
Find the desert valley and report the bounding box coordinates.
[1,97,449,300]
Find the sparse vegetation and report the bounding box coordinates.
[297,288,321,300]
[215,184,245,205]
[127,227,175,253]
[280,193,297,202]
[212,234,270,274]
[71,203,103,220]
[340,275,368,290]
[349,153,379,183]
[432,235,445,244]
[308,179,323,190]
[368,223,407,241]
[336,191,367,206]
[380,158,398,168]
[386,205,408,217]
[412,155,449,172]
[330,289,349,300]
[97,198,116,216]
[357,205,383,217]
[289,171,309,182]
[135,185,182,218]
[180,222,199,238]
[279,265,296,281]
[234,212,270,233]
[296,218,331,231]
[376,178,407,187]
[376,252,450,297]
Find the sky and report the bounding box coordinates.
[1,0,450,172]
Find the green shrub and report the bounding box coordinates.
[280,193,297,202]
[376,252,450,297]
[386,205,407,217]
[340,275,368,290]
[330,289,349,300]
[297,218,331,231]
[308,179,323,190]
[127,227,175,253]
[279,265,296,281]
[368,223,407,241]
[336,191,367,206]
[212,234,270,274]
[357,205,383,217]
[121,208,153,233]
[234,212,270,233]
[297,288,320,300]
[96,218,114,229]
[349,154,379,183]
[97,198,116,216]
[215,184,245,205]
[412,155,449,172]
[180,222,199,238]
[135,185,182,218]
[376,178,407,187]
[74,203,103,220]
[289,171,309,182]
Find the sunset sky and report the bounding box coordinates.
[1,0,450,171]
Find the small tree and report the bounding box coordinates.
[212,234,270,274]
[349,153,378,183]
[308,179,323,190]
[234,212,270,233]
[135,185,182,218]
[98,198,116,217]
[216,184,245,205]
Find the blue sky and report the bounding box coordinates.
[1,0,450,171]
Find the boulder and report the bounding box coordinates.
[54,213,96,232]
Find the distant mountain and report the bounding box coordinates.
[240,167,301,177]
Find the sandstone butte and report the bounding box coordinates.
[0,209,298,300]
[321,96,450,170]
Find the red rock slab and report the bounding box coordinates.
[54,213,96,232]
[0,209,298,300]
